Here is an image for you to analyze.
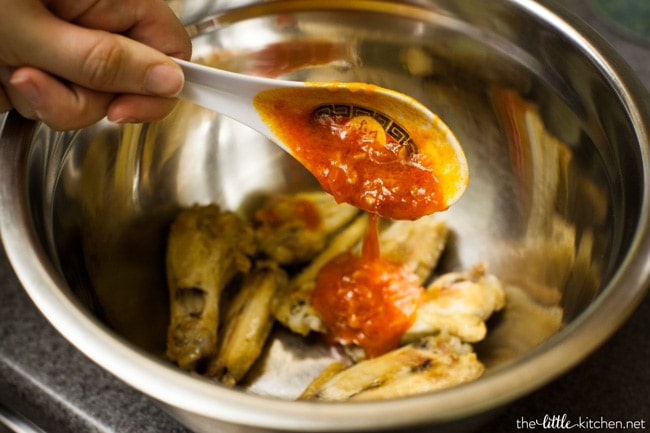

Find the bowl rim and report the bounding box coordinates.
[1,0,650,430]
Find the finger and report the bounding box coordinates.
[6,66,180,129]
[8,66,113,130]
[107,94,178,124]
[49,0,192,59]
[4,6,184,99]
[1,67,38,121]
[44,0,192,94]
[58,27,186,97]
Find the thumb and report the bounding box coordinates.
[30,17,185,97]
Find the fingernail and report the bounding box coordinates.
[9,74,41,108]
[112,117,139,124]
[144,63,184,97]
[8,74,42,120]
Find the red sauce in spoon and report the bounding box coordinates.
[254,84,467,220]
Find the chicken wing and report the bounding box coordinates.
[253,191,360,265]
[166,205,256,370]
[403,262,506,344]
[300,334,484,401]
[206,261,288,386]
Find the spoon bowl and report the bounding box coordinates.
[174,58,469,218]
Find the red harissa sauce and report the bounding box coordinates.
[253,84,466,220]
[254,84,465,357]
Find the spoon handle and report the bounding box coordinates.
[172,58,301,148]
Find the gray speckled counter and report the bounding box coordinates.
[1,1,649,432]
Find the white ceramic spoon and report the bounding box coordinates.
[173,58,295,149]
[172,58,469,217]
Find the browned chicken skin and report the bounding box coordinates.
[165,205,255,370]
[206,261,288,385]
[300,334,484,401]
[253,191,359,265]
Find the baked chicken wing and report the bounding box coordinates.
[166,205,256,370]
[206,261,288,385]
[366,215,448,283]
[403,262,506,344]
[300,334,484,401]
[253,191,360,265]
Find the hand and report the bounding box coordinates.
[0,0,192,130]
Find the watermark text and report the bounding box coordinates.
[516,414,646,430]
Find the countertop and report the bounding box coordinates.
[0,1,648,432]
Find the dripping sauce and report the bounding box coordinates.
[311,214,424,357]
[254,84,466,357]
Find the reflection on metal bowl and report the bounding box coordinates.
[1,1,649,432]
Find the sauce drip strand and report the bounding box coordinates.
[311,215,424,357]
[253,84,467,220]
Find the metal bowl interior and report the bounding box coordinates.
[1,0,649,432]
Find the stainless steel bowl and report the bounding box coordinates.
[1,1,649,432]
